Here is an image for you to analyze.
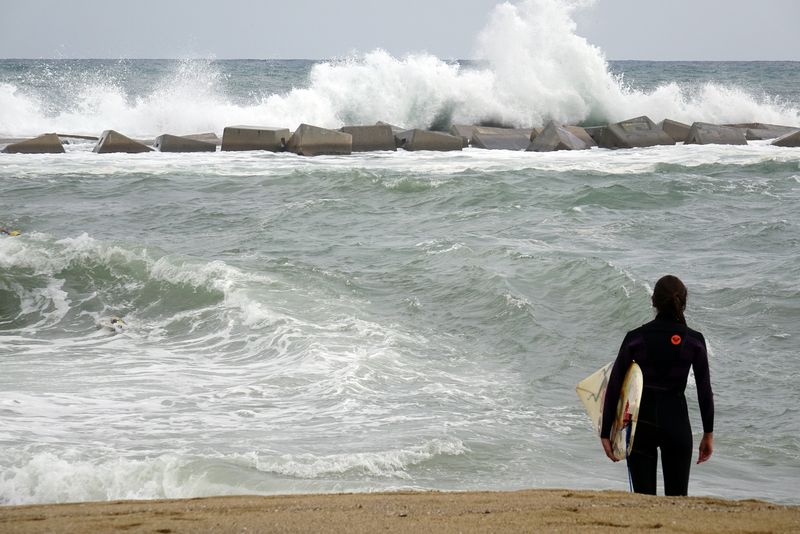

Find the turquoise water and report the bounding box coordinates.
[1,52,800,505]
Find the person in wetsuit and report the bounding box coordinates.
[600,275,714,496]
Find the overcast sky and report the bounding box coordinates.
[1,0,798,61]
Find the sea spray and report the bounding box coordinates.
[476,0,620,125]
[1,1,799,137]
[475,0,800,126]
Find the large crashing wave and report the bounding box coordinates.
[0,0,798,137]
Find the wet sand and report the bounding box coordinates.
[1,489,799,533]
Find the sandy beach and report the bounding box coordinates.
[1,490,798,533]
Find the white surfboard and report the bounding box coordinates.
[576,361,643,461]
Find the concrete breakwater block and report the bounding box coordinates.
[658,119,691,143]
[725,123,798,141]
[221,126,289,152]
[376,121,406,134]
[154,134,217,153]
[93,130,152,154]
[597,116,675,149]
[449,124,475,146]
[527,121,591,152]
[376,122,407,148]
[685,122,747,145]
[340,125,396,152]
[395,129,463,152]
[183,132,220,145]
[562,125,596,147]
[772,129,800,147]
[2,133,65,154]
[286,124,352,156]
[471,129,533,150]
[584,125,606,144]
[55,133,99,141]
[452,125,539,148]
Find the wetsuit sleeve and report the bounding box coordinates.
[693,333,714,433]
[600,332,634,439]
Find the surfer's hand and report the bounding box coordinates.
[697,432,713,464]
[601,438,618,462]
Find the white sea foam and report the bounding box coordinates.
[0,439,465,504]
[0,452,240,504]
[253,438,467,479]
[0,0,797,137]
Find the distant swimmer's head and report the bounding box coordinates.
[100,316,126,334]
[652,275,688,324]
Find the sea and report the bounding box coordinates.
[1,0,799,507]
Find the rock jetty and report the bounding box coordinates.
[4,119,799,157]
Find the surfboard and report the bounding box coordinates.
[576,361,643,461]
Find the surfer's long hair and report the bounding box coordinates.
[652,275,687,324]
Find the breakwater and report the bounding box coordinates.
[3,116,799,155]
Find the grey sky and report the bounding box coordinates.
[1,0,797,61]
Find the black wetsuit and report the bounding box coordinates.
[601,314,714,496]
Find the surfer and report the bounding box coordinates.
[1,227,20,236]
[600,275,714,496]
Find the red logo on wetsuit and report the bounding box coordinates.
[671,334,682,345]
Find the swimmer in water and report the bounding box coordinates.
[100,316,126,334]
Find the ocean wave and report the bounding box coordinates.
[654,159,800,176]
[0,451,279,505]
[252,438,467,479]
[0,232,281,333]
[0,438,466,504]
[0,452,189,504]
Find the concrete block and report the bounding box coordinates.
[449,125,538,148]
[154,134,217,153]
[471,129,533,150]
[183,132,220,145]
[597,116,675,149]
[745,127,792,140]
[584,125,606,144]
[340,124,396,152]
[474,126,532,137]
[376,121,405,134]
[375,122,407,148]
[286,124,352,156]
[93,130,153,154]
[2,133,65,154]
[527,121,591,152]
[449,124,475,146]
[528,127,544,142]
[395,129,463,152]
[658,119,691,143]
[772,129,800,147]
[724,123,798,141]
[221,125,289,152]
[685,122,747,145]
[563,125,596,147]
[55,133,99,141]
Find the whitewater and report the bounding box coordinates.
[2,0,800,506]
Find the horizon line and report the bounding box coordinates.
[1,57,799,63]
